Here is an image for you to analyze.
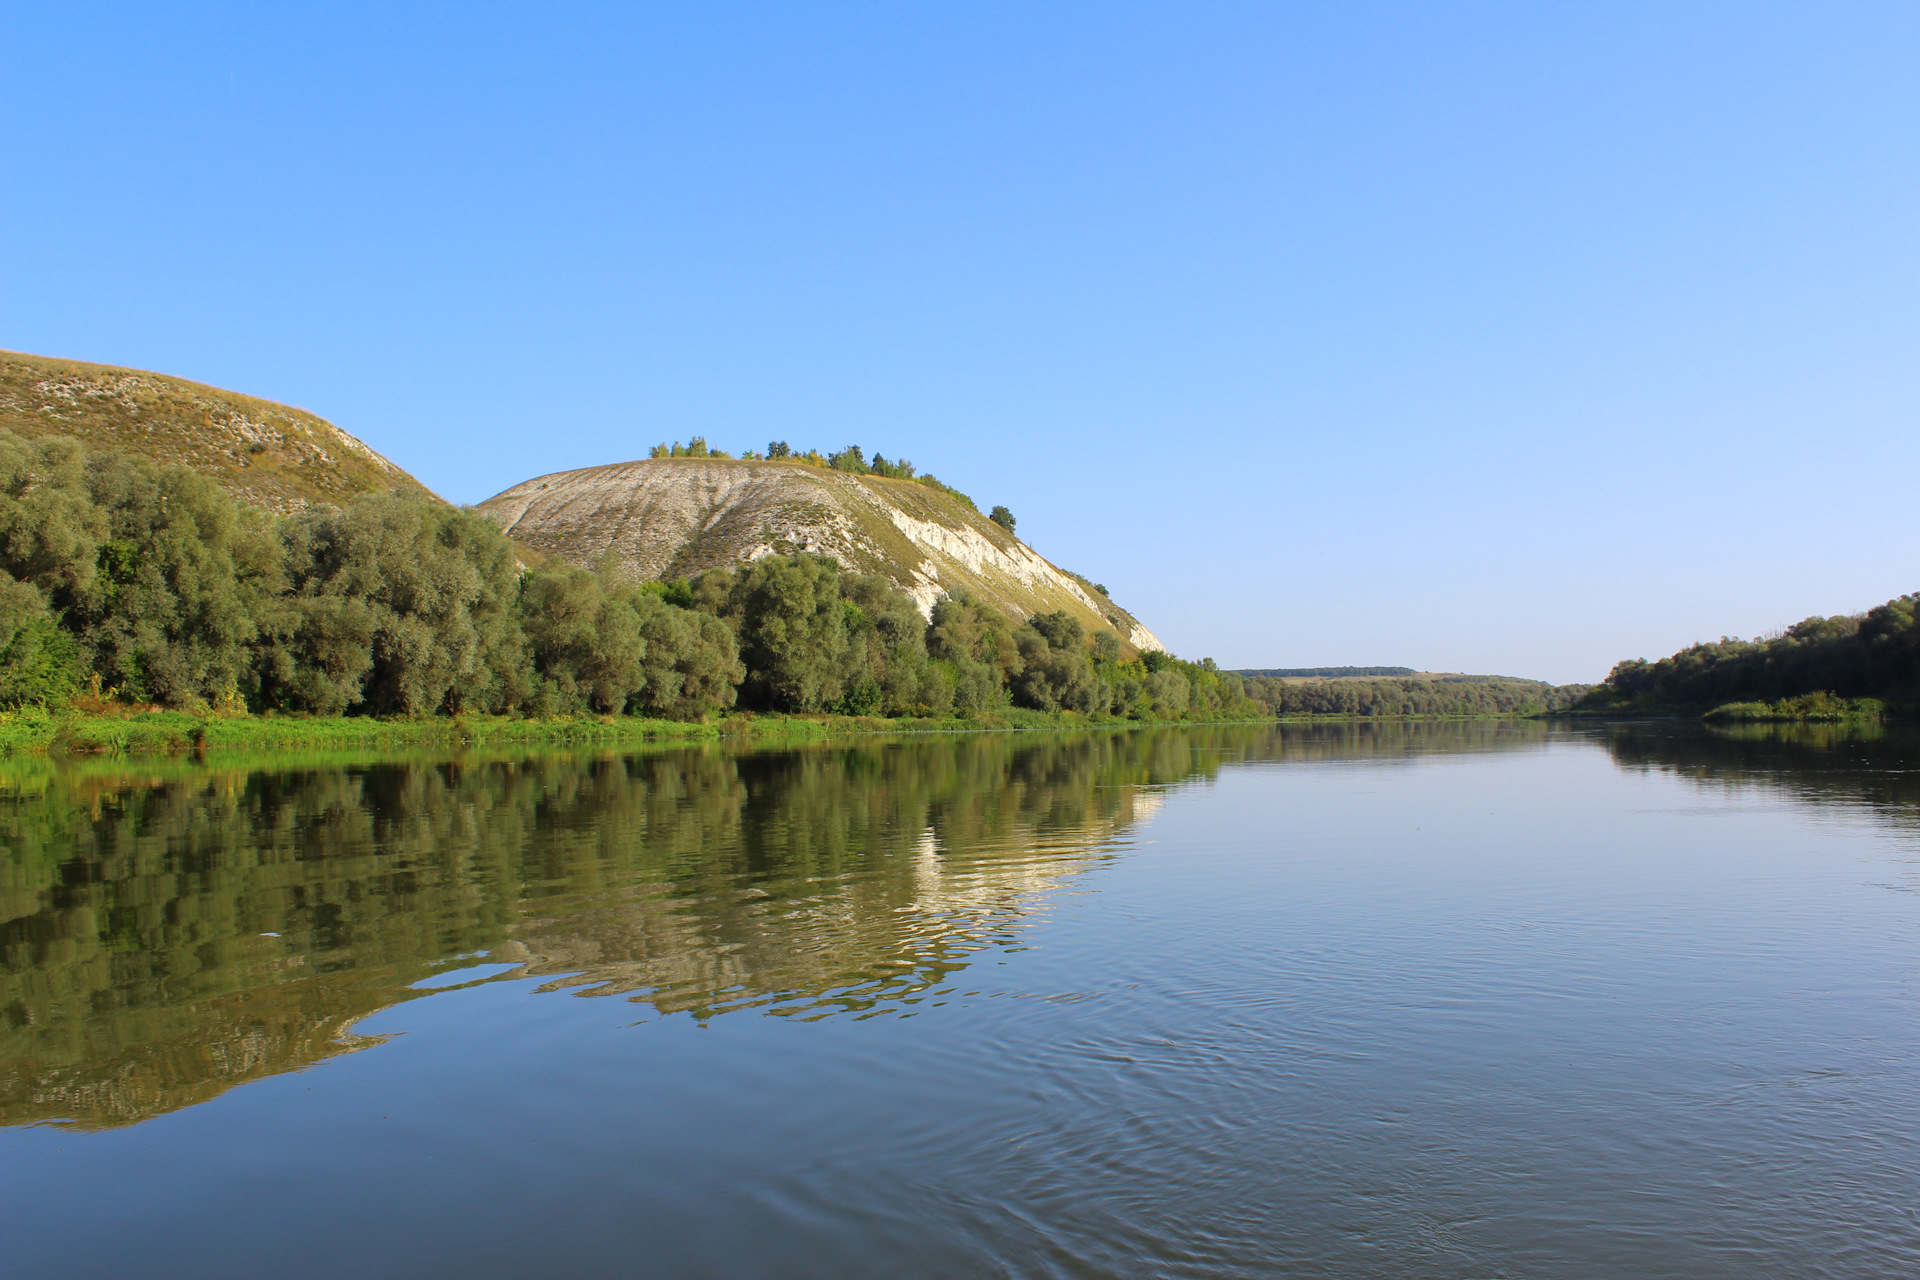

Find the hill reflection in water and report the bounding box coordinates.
[0,722,1548,1130]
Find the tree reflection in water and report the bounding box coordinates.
[0,721,1551,1129]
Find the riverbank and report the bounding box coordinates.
[0,705,1580,755]
[1554,692,1896,724]
[0,705,1272,755]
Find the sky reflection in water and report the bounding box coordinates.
[4,722,1920,1278]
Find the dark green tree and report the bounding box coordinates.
[828,445,869,474]
[1011,611,1105,713]
[517,562,648,713]
[267,493,527,715]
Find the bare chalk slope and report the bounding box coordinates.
[479,458,1165,653]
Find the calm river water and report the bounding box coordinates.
[5,723,1920,1278]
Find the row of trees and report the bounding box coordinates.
[0,431,1246,722]
[1590,594,1920,712]
[0,429,1605,724]
[643,438,979,509]
[1237,674,1586,717]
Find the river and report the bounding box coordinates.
[4,722,1918,1277]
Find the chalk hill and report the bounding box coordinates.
[479,458,1165,653]
[0,350,434,513]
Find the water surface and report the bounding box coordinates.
[4,723,1919,1277]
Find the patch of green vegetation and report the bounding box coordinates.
[649,438,982,510]
[1586,591,1920,717]
[1703,694,1885,723]
[0,705,1281,757]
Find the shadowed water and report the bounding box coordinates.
[3,722,1919,1277]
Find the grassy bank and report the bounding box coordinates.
[1560,691,1898,723]
[1703,693,1887,723]
[0,705,1248,755]
[0,704,1576,756]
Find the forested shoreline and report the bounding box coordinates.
[0,429,1591,745]
[0,430,1256,728]
[1581,591,1920,719]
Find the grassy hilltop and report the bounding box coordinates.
[0,350,436,513]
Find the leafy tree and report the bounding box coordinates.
[868,454,917,480]
[709,554,930,715]
[517,562,648,713]
[716,554,854,712]
[927,590,1020,713]
[0,435,281,708]
[0,573,82,707]
[839,570,933,714]
[630,594,742,719]
[1011,611,1106,713]
[267,494,527,715]
[828,445,869,474]
[639,577,696,609]
[1144,669,1191,717]
[1028,610,1082,650]
[989,505,1016,533]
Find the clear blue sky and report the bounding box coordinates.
[5,3,1916,683]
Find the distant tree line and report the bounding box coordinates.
[0,430,1247,722]
[1587,593,1920,713]
[643,438,981,511]
[1235,675,1585,717]
[1234,666,1417,679]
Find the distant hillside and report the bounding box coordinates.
[478,457,1165,653]
[1235,667,1570,686]
[1235,666,1416,679]
[0,350,435,513]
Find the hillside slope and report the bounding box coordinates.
[0,350,434,513]
[479,458,1165,652]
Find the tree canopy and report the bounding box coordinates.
[1586,594,1920,713]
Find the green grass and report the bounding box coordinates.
[1703,693,1886,723]
[0,705,1263,756]
[0,702,1588,758]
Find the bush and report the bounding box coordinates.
[0,575,83,707]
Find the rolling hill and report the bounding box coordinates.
[0,350,434,513]
[0,351,1166,651]
[478,458,1165,653]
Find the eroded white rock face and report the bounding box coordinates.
[478,458,1166,653]
[882,509,1105,613]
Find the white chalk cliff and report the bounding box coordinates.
[478,458,1165,654]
